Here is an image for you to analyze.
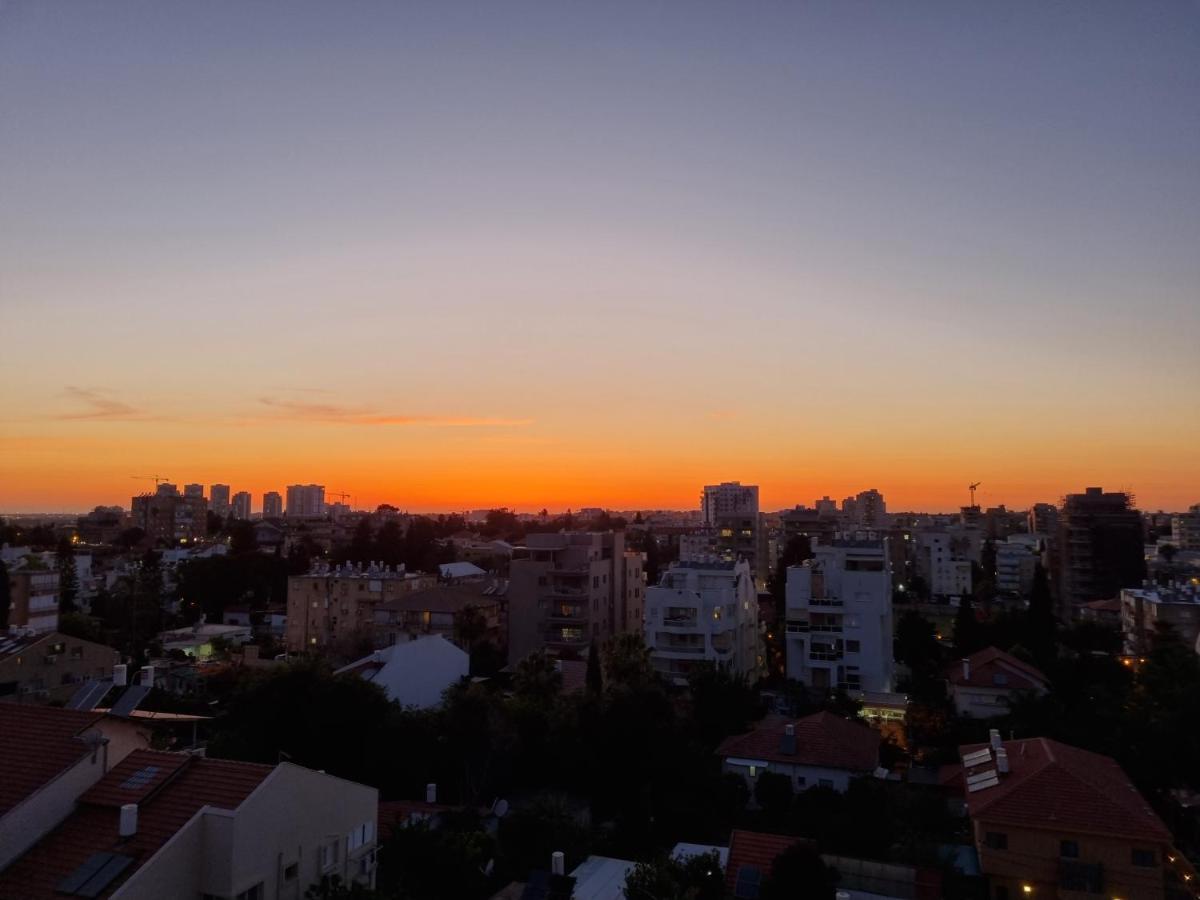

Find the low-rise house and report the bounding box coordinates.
[0,748,379,899]
[0,705,150,871]
[0,631,120,705]
[439,561,488,582]
[158,621,253,658]
[373,581,505,650]
[336,635,469,708]
[716,712,881,793]
[959,736,1182,900]
[946,648,1049,719]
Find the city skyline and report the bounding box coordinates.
[2,2,1198,514]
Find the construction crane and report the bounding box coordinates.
[131,474,171,487]
[328,490,353,508]
[968,482,981,507]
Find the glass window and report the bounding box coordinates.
[1060,840,1079,859]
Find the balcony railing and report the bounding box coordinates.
[809,649,844,662]
[809,598,843,607]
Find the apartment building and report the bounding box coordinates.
[5,565,60,634]
[285,561,437,654]
[209,484,231,517]
[1171,504,1200,551]
[959,736,1179,900]
[1027,503,1058,537]
[779,505,839,549]
[995,537,1040,599]
[505,532,640,664]
[0,747,378,900]
[229,491,252,521]
[784,536,893,693]
[701,482,765,584]
[286,484,326,518]
[915,532,972,601]
[643,559,760,682]
[0,631,120,705]
[262,491,283,519]
[1056,487,1145,619]
[129,484,207,544]
[1120,583,1200,657]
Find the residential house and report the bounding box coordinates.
[959,736,1182,900]
[372,581,505,651]
[0,748,379,900]
[0,705,150,871]
[716,712,881,794]
[0,631,120,705]
[335,635,468,708]
[946,648,1049,719]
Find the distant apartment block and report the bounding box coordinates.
[285,562,437,654]
[1171,503,1200,551]
[916,532,972,600]
[506,532,642,664]
[372,581,506,650]
[784,535,893,693]
[644,559,760,682]
[287,483,326,517]
[1057,487,1145,618]
[1027,502,1059,536]
[209,483,231,517]
[5,565,60,634]
[701,481,764,583]
[1120,583,1200,658]
[844,488,889,529]
[130,483,207,544]
[995,536,1040,598]
[183,483,204,499]
[75,506,126,545]
[262,491,284,519]
[231,490,252,521]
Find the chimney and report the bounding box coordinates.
[119,804,137,838]
[962,658,970,680]
[996,747,1010,774]
[551,851,565,876]
[140,666,154,687]
[989,729,1002,751]
[113,664,128,687]
[425,783,437,804]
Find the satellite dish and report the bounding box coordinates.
[494,798,509,818]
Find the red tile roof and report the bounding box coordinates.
[946,647,1048,691]
[0,749,273,899]
[0,705,105,817]
[724,830,808,894]
[960,737,1171,843]
[716,712,880,773]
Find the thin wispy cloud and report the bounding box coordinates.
[256,397,532,427]
[55,387,157,422]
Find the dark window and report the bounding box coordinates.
[985,832,1008,850]
[284,863,299,880]
[1132,849,1156,867]
[846,640,861,652]
[1060,840,1079,859]
[733,865,762,899]
[1059,861,1103,893]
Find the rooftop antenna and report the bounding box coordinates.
[968,482,981,507]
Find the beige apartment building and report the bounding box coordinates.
[285,561,437,655]
[5,566,60,634]
[506,531,644,664]
[0,631,120,704]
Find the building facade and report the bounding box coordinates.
[1171,504,1200,551]
[1120,583,1200,658]
[0,631,120,704]
[5,566,60,634]
[231,491,252,521]
[644,559,760,682]
[130,484,207,544]
[286,484,326,518]
[262,491,284,519]
[1057,487,1145,619]
[701,481,764,584]
[784,535,893,693]
[209,484,231,517]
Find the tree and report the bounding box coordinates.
[0,559,10,631]
[454,604,488,652]
[374,520,405,568]
[512,651,562,702]
[624,851,724,900]
[1158,543,1178,564]
[1026,562,1056,667]
[687,661,758,747]
[760,843,837,900]
[229,520,258,556]
[953,594,982,656]
[754,771,793,822]
[55,537,79,614]
[377,817,495,900]
[585,640,602,694]
[767,535,814,616]
[603,633,657,692]
[895,611,943,701]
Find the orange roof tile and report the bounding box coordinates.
[0,705,105,816]
[946,647,1048,691]
[724,830,807,894]
[716,712,880,773]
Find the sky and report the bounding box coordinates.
[1,1,1198,515]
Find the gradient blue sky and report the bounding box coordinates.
[1,1,1198,513]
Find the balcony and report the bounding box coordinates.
[809,648,844,662]
[654,635,707,655]
[809,597,843,608]
[545,606,587,625]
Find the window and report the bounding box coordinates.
[593,576,600,588]
[319,839,340,872]
[818,778,834,789]
[733,865,762,899]
[1132,848,1156,867]
[984,832,1008,850]
[283,863,298,880]
[70,646,84,660]
[235,885,264,900]
[795,776,807,787]
[845,640,860,653]
[1060,840,1079,859]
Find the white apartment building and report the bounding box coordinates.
[784,535,893,693]
[1172,504,1200,551]
[644,559,760,683]
[286,484,326,517]
[1119,583,1200,657]
[916,532,972,600]
[700,481,764,585]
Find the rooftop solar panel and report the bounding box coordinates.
[65,680,111,712]
[75,853,133,897]
[57,853,111,894]
[109,684,151,718]
[119,765,161,791]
